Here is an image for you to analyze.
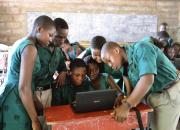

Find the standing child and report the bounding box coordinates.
[0,15,55,130]
[51,58,91,106]
[101,37,180,130]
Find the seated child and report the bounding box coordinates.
[51,58,91,106]
[84,55,121,92]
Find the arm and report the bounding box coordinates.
[18,45,41,130]
[126,74,154,107]
[113,74,154,122]
[123,76,132,96]
[107,75,122,93]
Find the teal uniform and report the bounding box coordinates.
[124,37,178,93]
[68,44,83,60]
[0,38,41,130]
[90,73,110,91]
[51,76,91,106]
[35,45,66,88]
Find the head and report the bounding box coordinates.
[60,39,71,53]
[159,22,168,32]
[90,36,106,63]
[173,43,180,57]
[69,58,87,86]
[152,37,165,51]
[53,18,69,47]
[164,46,175,60]
[32,15,55,47]
[157,31,172,47]
[84,55,99,80]
[101,42,125,71]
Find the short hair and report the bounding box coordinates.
[54,18,69,30]
[152,37,165,49]
[101,41,119,56]
[70,58,87,71]
[32,15,54,31]
[90,36,106,50]
[160,22,168,26]
[84,55,98,66]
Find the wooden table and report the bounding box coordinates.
[45,104,153,130]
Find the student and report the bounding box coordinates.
[34,17,68,130]
[84,55,121,92]
[159,22,168,32]
[0,15,55,130]
[101,37,180,130]
[173,42,180,58]
[51,58,91,106]
[34,18,68,109]
[60,39,84,60]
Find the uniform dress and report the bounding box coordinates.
[0,38,41,130]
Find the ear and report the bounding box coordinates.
[36,26,42,33]
[113,47,120,55]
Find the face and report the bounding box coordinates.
[87,63,99,80]
[71,67,87,86]
[37,27,55,47]
[167,48,175,60]
[53,29,68,47]
[101,48,123,71]
[159,25,166,32]
[174,45,180,56]
[91,49,102,63]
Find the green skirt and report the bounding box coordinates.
[0,85,32,130]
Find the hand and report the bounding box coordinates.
[56,71,67,87]
[32,119,41,130]
[114,94,125,107]
[112,103,130,122]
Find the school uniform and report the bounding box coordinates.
[67,44,83,60]
[51,76,91,106]
[35,44,66,108]
[0,38,41,130]
[124,37,180,130]
[89,73,110,91]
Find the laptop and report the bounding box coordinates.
[71,89,118,113]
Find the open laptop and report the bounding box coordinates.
[71,89,117,113]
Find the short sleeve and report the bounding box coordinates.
[135,43,157,76]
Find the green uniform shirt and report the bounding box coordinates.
[52,76,91,106]
[35,45,66,87]
[124,37,178,93]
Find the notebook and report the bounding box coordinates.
[71,89,117,113]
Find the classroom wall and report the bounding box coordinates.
[0,0,180,45]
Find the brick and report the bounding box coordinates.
[6,22,21,29]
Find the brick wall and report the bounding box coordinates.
[0,0,180,45]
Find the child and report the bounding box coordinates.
[0,15,55,130]
[51,58,91,106]
[84,55,121,92]
[101,37,180,130]
[60,39,84,60]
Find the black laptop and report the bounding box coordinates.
[71,89,118,113]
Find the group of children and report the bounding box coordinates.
[0,15,180,130]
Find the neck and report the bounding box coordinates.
[120,47,128,65]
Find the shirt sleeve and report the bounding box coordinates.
[135,42,157,77]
